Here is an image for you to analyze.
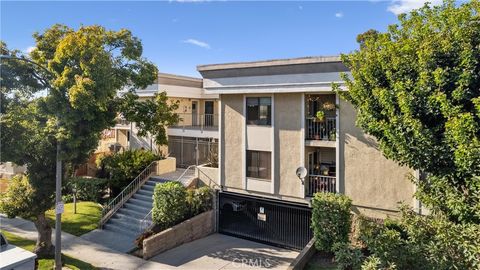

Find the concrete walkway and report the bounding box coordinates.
[146,234,299,270]
[0,215,166,269]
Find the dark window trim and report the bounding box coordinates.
[246,97,272,126]
[246,150,272,181]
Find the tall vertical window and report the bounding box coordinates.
[246,97,271,125]
[246,150,271,180]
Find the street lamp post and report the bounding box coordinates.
[0,55,63,270]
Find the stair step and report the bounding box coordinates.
[117,208,146,219]
[114,212,144,224]
[128,198,152,208]
[137,189,154,196]
[110,216,141,232]
[104,222,138,237]
[133,193,153,202]
[141,185,155,191]
[144,180,158,187]
[124,202,151,214]
[150,177,169,182]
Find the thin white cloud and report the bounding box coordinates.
[335,12,344,18]
[388,0,442,15]
[182,39,211,49]
[24,46,35,54]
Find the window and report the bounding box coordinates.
[246,97,271,125]
[246,150,271,180]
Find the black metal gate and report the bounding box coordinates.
[218,192,313,250]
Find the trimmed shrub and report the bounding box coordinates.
[152,182,188,230]
[311,192,352,252]
[186,186,213,217]
[97,149,162,195]
[65,177,107,203]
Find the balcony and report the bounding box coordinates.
[305,117,336,141]
[170,113,219,131]
[114,118,130,129]
[306,175,336,197]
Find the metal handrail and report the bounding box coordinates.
[177,164,196,182]
[137,165,197,233]
[99,160,158,228]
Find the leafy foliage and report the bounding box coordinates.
[356,208,480,269]
[332,242,364,270]
[152,182,188,230]
[186,186,213,217]
[151,182,213,233]
[311,192,352,252]
[119,91,179,145]
[96,149,162,194]
[339,0,480,223]
[0,24,159,255]
[0,175,37,219]
[64,177,107,203]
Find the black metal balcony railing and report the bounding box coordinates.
[171,113,219,131]
[306,117,336,141]
[306,175,336,196]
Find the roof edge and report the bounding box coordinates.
[197,55,342,72]
[158,72,202,82]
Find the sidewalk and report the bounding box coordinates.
[0,214,172,270]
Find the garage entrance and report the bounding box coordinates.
[218,192,313,250]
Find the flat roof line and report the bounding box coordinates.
[197,55,342,71]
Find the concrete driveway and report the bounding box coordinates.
[143,233,299,270]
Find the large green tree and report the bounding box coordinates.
[340,0,480,223]
[0,24,168,256]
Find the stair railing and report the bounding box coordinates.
[176,165,196,183]
[99,160,158,228]
[137,165,197,234]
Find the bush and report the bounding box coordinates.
[357,207,480,270]
[332,242,364,270]
[186,186,213,217]
[152,182,188,230]
[97,149,162,195]
[0,175,35,219]
[311,192,352,252]
[64,177,108,203]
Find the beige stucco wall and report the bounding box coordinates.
[196,166,220,188]
[221,94,244,189]
[143,210,214,259]
[339,99,415,218]
[274,93,304,199]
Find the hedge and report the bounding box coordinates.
[311,192,352,252]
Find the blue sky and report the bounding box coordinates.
[1,1,441,77]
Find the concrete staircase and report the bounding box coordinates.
[84,167,197,253]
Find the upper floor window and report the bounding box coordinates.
[246,97,271,125]
[246,150,271,180]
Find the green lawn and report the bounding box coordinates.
[1,230,97,270]
[45,201,102,236]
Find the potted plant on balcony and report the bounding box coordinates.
[322,101,336,111]
[316,110,325,122]
[329,129,336,141]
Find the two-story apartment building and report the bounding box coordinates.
[97,73,219,167]
[197,56,416,249]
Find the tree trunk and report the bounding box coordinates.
[33,212,55,258]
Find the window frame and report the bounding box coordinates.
[246,150,272,181]
[246,97,272,126]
